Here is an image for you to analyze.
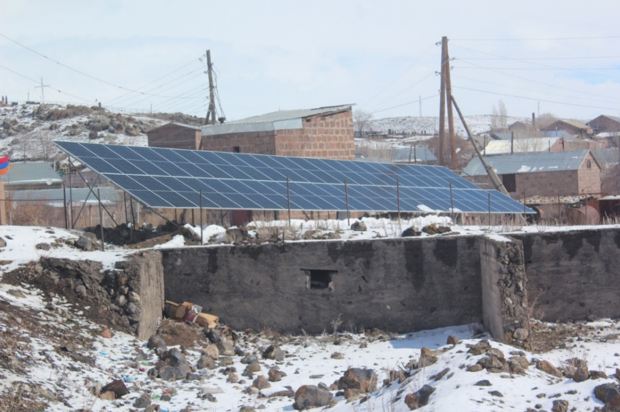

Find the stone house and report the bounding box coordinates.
[540,119,593,139]
[587,115,620,135]
[197,105,355,160]
[462,149,601,198]
[147,123,202,150]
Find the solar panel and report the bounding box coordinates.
[54,141,534,214]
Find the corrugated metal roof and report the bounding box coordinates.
[483,137,559,155]
[11,187,120,205]
[202,105,352,136]
[592,149,620,167]
[462,150,591,176]
[0,162,63,186]
[542,119,589,131]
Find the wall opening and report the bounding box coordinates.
[302,269,337,291]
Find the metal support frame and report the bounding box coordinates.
[344,179,350,227]
[98,188,105,251]
[199,189,203,244]
[68,159,118,227]
[71,174,104,228]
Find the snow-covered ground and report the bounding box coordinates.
[370,115,528,136]
[2,222,620,411]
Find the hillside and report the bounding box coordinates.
[370,115,528,136]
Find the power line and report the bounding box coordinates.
[0,33,205,99]
[371,94,439,115]
[454,58,620,103]
[114,72,206,109]
[366,72,436,113]
[453,66,620,71]
[452,35,620,42]
[453,85,620,111]
[459,55,620,61]
[0,64,93,103]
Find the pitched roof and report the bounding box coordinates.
[11,187,120,205]
[0,162,62,186]
[202,105,352,136]
[541,119,590,131]
[592,149,620,167]
[462,150,592,176]
[588,114,620,125]
[483,137,560,155]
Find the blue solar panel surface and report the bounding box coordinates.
[55,141,533,214]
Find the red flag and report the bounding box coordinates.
[0,155,7,164]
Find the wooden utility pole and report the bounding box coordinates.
[438,37,456,170]
[205,50,217,125]
[438,38,447,166]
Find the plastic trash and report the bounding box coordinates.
[99,351,107,356]
[122,376,135,383]
[151,394,161,399]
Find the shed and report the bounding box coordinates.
[0,162,62,190]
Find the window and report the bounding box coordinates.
[586,160,592,169]
[233,146,240,153]
[302,269,336,291]
[502,174,516,192]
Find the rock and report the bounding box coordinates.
[401,227,421,237]
[262,345,284,361]
[219,357,234,367]
[128,292,141,303]
[417,347,438,368]
[241,354,258,364]
[133,393,151,408]
[331,352,344,360]
[268,367,285,382]
[552,399,569,412]
[386,370,405,384]
[475,380,492,386]
[239,406,255,412]
[158,364,192,381]
[513,328,529,341]
[489,390,503,397]
[100,327,112,338]
[573,368,589,382]
[467,340,491,355]
[99,391,115,400]
[404,385,435,410]
[204,344,220,360]
[466,364,483,372]
[253,375,271,390]
[227,373,239,383]
[126,302,140,316]
[338,368,377,393]
[76,235,94,251]
[591,370,609,380]
[422,224,439,235]
[446,335,459,345]
[204,328,222,344]
[75,285,87,298]
[478,353,508,373]
[247,361,261,372]
[343,388,362,401]
[161,393,172,401]
[35,243,50,250]
[293,385,333,410]
[508,356,529,375]
[216,341,235,356]
[536,360,563,378]
[197,354,216,370]
[101,379,129,398]
[145,406,159,412]
[429,367,450,381]
[351,221,367,231]
[594,383,620,407]
[114,294,127,308]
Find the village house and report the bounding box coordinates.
[587,115,620,135]
[147,122,202,150]
[461,149,601,199]
[540,119,593,139]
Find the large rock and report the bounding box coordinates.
[216,341,235,356]
[158,364,192,381]
[262,345,284,361]
[417,347,438,368]
[147,334,167,353]
[351,221,367,232]
[293,385,333,410]
[536,360,563,378]
[404,385,435,410]
[100,379,129,398]
[594,383,620,408]
[337,368,377,393]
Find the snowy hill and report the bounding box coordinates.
[370,115,528,136]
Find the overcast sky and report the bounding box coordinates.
[1,0,619,122]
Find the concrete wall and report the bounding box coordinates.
[161,236,482,334]
[512,228,620,322]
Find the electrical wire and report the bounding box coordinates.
[0,64,93,103]
[452,35,620,42]
[0,33,206,99]
[370,93,439,115]
[366,72,437,113]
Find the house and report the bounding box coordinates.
[0,162,62,191]
[508,121,533,131]
[482,137,563,156]
[147,122,202,150]
[540,119,593,139]
[592,149,620,169]
[587,115,620,135]
[197,105,355,160]
[462,150,601,198]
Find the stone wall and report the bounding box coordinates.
[198,131,277,155]
[577,152,602,194]
[147,124,200,150]
[511,228,620,323]
[161,236,482,334]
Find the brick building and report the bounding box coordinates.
[462,150,601,198]
[147,123,201,150]
[587,115,620,135]
[198,105,355,160]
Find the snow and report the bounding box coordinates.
[517,165,531,173]
[2,223,620,411]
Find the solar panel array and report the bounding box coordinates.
[55,141,532,214]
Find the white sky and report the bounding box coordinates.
[1,0,620,122]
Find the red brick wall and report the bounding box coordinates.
[147,124,200,150]
[198,131,277,154]
[467,171,581,199]
[274,110,355,160]
[577,152,602,194]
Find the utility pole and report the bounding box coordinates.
[35,78,50,104]
[438,39,447,166]
[205,50,217,125]
[444,39,457,170]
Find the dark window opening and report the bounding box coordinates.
[302,269,337,290]
[502,174,517,192]
[586,160,592,169]
[233,146,241,153]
